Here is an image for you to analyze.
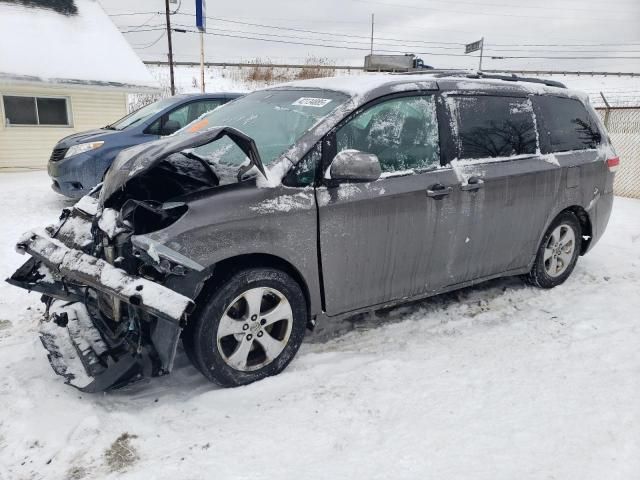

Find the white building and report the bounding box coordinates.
[0,0,158,169]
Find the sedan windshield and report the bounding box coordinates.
[187,89,348,167]
[108,97,178,131]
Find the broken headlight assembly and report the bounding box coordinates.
[119,199,188,235]
[116,200,198,278]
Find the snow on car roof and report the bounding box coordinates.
[0,0,158,91]
[274,71,587,102]
[276,73,439,97]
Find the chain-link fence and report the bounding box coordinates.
[596,107,640,199]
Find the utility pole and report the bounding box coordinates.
[479,36,484,71]
[200,31,205,92]
[164,0,175,96]
[370,13,374,55]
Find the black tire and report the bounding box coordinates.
[184,268,307,387]
[527,211,582,289]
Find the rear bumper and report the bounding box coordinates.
[7,204,194,391]
[581,189,614,255]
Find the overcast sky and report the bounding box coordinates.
[100,0,640,72]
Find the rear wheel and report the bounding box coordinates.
[184,268,307,387]
[527,211,582,289]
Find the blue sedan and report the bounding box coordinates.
[48,92,243,198]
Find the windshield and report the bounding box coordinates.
[187,89,348,167]
[108,97,178,131]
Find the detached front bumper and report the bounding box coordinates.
[38,300,148,392]
[7,202,194,392]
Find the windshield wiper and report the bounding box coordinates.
[103,124,117,130]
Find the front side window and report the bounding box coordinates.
[335,95,440,173]
[536,96,601,152]
[283,143,321,187]
[447,95,537,159]
[148,100,223,136]
[3,95,69,126]
[109,97,177,131]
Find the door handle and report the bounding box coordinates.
[460,176,485,191]
[426,184,453,198]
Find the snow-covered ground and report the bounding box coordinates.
[0,171,639,479]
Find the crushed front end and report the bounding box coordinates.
[8,198,195,392]
[7,127,265,392]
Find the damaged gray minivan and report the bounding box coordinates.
[8,72,618,392]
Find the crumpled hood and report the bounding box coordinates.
[100,126,265,204]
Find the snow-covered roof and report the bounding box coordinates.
[277,73,441,97]
[275,71,587,104]
[0,0,159,91]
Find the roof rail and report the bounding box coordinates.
[390,69,468,76]
[466,71,567,88]
[391,69,567,88]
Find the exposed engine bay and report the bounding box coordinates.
[8,127,266,392]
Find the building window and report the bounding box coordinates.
[2,95,71,126]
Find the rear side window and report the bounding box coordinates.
[447,95,537,159]
[536,96,601,153]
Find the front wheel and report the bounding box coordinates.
[527,211,582,289]
[184,268,307,387]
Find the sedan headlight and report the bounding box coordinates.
[64,141,104,159]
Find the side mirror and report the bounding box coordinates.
[329,150,382,183]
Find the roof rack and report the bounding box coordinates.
[391,69,567,88]
[467,72,567,88]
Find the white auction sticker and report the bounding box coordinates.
[292,97,332,107]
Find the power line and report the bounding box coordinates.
[174,13,468,45]
[113,11,640,50]
[176,24,640,54]
[180,28,476,56]
[490,41,640,47]
[176,13,640,49]
[489,54,640,60]
[120,27,166,34]
[132,31,167,49]
[172,27,640,60]
[485,47,640,54]
[107,11,158,17]
[167,23,640,55]
[350,0,638,22]
[170,23,464,50]
[120,13,159,32]
[353,0,638,16]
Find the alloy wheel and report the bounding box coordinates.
[216,287,293,372]
[543,224,576,277]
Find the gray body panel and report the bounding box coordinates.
[317,168,463,314]
[133,74,613,320]
[141,184,323,314]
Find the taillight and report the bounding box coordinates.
[606,156,620,172]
